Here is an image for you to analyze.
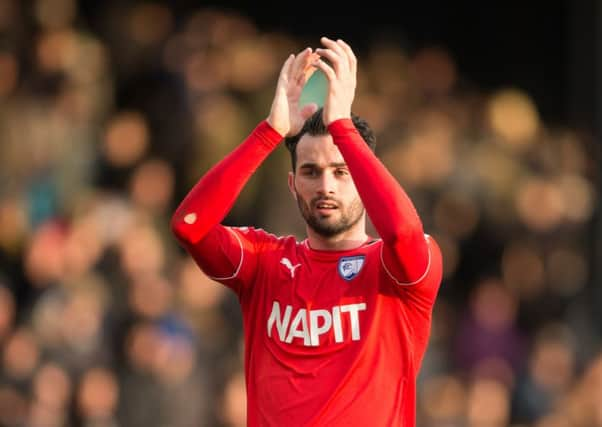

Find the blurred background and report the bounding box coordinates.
[0,0,600,426]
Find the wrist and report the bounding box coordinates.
[324,112,351,127]
[265,118,286,139]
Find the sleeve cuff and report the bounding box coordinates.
[255,120,284,148]
[327,118,358,138]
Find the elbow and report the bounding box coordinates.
[170,209,209,246]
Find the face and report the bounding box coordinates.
[288,133,365,238]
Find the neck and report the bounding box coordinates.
[306,224,369,251]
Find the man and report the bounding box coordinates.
[171,37,443,427]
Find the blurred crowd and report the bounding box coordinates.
[0,1,600,426]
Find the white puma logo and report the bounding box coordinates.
[280,257,301,278]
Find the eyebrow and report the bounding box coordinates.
[298,162,348,169]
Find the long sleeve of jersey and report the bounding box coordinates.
[171,121,282,246]
[328,118,430,283]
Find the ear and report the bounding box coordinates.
[288,171,297,200]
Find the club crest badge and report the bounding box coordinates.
[338,255,365,281]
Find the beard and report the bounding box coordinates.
[296,193,365,238]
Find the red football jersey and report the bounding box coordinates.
[172,119,443,426]
[187,225,442,427]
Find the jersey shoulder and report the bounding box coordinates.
[229,226,301,256]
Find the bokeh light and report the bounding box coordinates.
[102,111,150,168]
[487,88,540,149]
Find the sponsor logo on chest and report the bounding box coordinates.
[267,301,367,347]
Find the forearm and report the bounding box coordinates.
[329,119,429,280]
[171,121,282,245]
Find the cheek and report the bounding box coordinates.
[293,178,313,198]
[342,181,361,201]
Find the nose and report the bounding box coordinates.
[316,170,336,196]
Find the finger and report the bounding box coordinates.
[297,51,319,85]
[300,103,318,119]
[311,57,336,82]
[320,37,346,73]
[336,39,357,75]
[280,54,295,80]
[301,53,320,84]
[291,48,312,85]
[290,47,312,83]
[277,54,295,90]
[320,36,346,58]
[315,48,343,75]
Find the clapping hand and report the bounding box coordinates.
[267,48,320,137]
[312,37,357,126]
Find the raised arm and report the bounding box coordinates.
[312,37,429,283]
[171,48,319,246]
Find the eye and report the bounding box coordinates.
[335,168,349,176]
[301,168,318,177]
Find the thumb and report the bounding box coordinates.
[300,103,318,120]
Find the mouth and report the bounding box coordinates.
[313,200,339,215]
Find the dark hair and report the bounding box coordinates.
[284,108,376,171]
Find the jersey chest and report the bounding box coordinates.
[254,246,381,348]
